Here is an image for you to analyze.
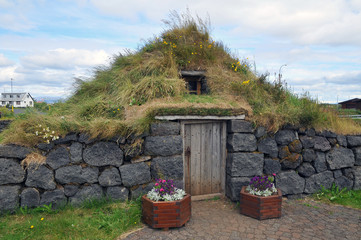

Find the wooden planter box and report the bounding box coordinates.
[142,194,191,230]
[240,186,282,220]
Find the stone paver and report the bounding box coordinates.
[121,197,361,240]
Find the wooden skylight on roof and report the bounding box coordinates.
[181,70,208,95]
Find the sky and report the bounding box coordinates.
[0,0,360,103]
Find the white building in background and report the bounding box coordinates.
[0,92,35,107]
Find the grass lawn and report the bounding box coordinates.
[0,198,142,240]
[311,185,361,210]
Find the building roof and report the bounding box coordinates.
[180,70,206,77]
[339,98,361,104]
[0,92,34,102]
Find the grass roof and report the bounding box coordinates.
[1,11,360,146]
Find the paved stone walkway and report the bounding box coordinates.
[120,197,361,240]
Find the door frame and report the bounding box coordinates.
[181,120,227,199]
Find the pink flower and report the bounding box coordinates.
[272,173,276,176]
[155,183,159,186]
[162,180,166,183]
[160,188,164,192]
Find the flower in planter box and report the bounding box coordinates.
[246,174,277,197]
[147,179,186,201]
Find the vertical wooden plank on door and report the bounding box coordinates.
[220,122,227,193]
[202,123,213,194]
[183,124,192,195]
[191,124,201,195]
[200,123,206,194]
[211,122,221,193]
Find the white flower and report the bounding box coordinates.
[172,188,186,200]
[246,184,277,197]
[35,131,38,136]
[163,194,174,201]
[146,187,186,202]
[52,131,55,134]
[46,140,50,144]
[147,188,161,201]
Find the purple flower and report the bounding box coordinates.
[248,175,275,192]
[153,178,178,197]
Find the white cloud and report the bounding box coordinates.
[0,13,35,32]
[0,34,127,53]
[321,71,361,85]
[0,48,111,97]
[20,48,109,70]
[215,0,361,46]
[0,0,35,32]
[0,65,82,97]
[88,0,361,46]
[284,70,361,103]
[0,54,14,67]
[0,0,13,8]
[0,65,17,83]
[90,0,171,22]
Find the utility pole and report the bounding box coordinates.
[11,78,13,93]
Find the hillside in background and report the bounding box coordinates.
[1,12,360,146]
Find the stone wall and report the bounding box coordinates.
[226,121,361,201]
[0,123,183,213]
[0,120,12,133]
[1,120,361,212]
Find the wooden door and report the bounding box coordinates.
[183,122,226,196]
